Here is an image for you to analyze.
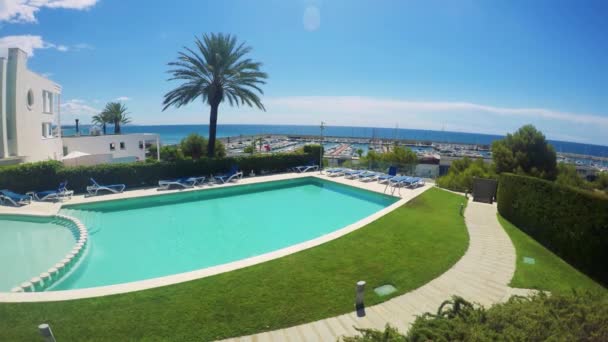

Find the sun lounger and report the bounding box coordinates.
[213,166,243,184]
[158,176,205,190]
[344,170,365,179]
[28,181,74,201]
[377,166,398,184]
[294,161,319,173]
[357,171,379,182]
[86,178,126,196]
[404,177,425,188]
[0,189,32,206]
[325,168,347,177]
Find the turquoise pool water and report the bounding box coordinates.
[0,216,76,291]
[55,178,397,290]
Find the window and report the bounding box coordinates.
[42,91,54,114]
[41,123,52,138]
[139,141,144,149]
[110,143,116,151]
[120,142,126,150]
[26,89,34,110]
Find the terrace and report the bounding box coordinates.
[1,169,603,341]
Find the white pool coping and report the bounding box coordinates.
[0,173,431,302]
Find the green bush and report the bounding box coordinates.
[436,157,496,192]
[498,173,608,285]
[342,292,608,341]
[0,153,311,194]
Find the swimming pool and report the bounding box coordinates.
[0,215,77,291]
[52,177,397,290]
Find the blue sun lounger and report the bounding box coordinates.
[294,161,319,173]
[213,166,243,184]
[377,166,398,184]
[357,171,379,182]
[325,168,347,177]
[344,169,365,179]
[87,178,126,196]
[0,189,32,206]
[158,176,205,190]
[28,181,74,201]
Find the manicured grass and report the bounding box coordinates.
[498,215,605,294]
[0,188,468,341]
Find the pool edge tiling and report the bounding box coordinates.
[0,174,432,302]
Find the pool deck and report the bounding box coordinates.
[0,172,432,302]
[219,197,535,342]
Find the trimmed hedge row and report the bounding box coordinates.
[497,173,608,285]
[0,153,312,194]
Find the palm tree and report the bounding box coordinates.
[356,148,364,158]
[91,112,112,135]
[163,33,267,157]
[102,102,131,134]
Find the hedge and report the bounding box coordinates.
[0,153,312,194]
[497,173,608,285]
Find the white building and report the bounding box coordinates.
[63,133,160,165]
[0,48,63,164]
[0,48,159,166]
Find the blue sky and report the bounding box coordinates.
[0,0,607,144]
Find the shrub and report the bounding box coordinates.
[342,292,608,341]
[492,124,557,180]
[498,173,608,285]
[0,153,311,194]
[436,157,496,192]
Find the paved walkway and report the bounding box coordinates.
[222,198,534,342]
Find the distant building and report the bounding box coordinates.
[0,48,159,166]
[0,48,63,164]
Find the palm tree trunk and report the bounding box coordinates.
[207,103,219,157]
[115,121,121,134]
[103,123,107,135]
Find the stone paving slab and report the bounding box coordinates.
[222,196,536,341]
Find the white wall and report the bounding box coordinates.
[62,133,159,162]
[1,48,63,162]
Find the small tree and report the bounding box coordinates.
[243,145,255,154]
[492,125,557,180]
[159,145,185,162]
[356,148,364,158]
[555,163,588,189]
[180,133,207,160]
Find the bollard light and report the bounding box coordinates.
[38,323,56,342]
[355,280,366,309]
[460,203,464,216]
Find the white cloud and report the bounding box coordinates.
[60,98,99,116]
[114,96,131,102]
[0,34,71,57]
[263,96,608,127]
[303,6,320,31]
[0,35,95,58]
[73,42,93,51]
[0,0,98,23]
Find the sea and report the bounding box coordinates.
[62,124,608,158]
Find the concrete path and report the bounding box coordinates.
[222,197,534,342]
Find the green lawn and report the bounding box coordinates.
[0,188,468,341]
[498,215,605,294]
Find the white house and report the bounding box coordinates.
[0,48,63,164]
[0,48,159,166]
[62,133,160,165]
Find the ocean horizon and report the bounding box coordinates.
[62,124,608,158]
